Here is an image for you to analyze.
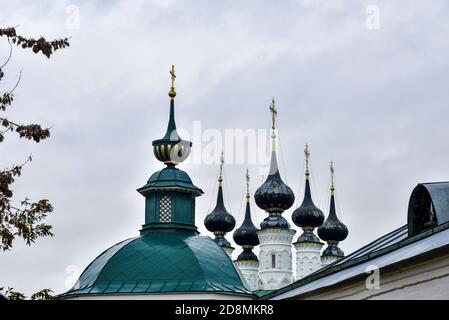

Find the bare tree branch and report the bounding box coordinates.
[0,42,12,69]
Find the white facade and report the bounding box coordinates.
[321,255,339,267]
[257,228,296,290]
[234,260,259,291]
[223,246,235,258]
[294,241,324,280]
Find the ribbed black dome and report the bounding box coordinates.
[233,201,259,247]
[292,177,325,228]
[204,184,236,233]
[254,152,295,213]
[318,192,348,242]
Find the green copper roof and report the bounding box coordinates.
[138,166,203,195]
[60,230,252,297]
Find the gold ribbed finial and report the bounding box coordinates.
[245,168,250,201]
[218,150,224,187]
[330,160,335,195]
[269,97,277,150]
[304,144,310,178]
[168,65,176,99]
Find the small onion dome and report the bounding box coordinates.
[233,199,260,248]
[152,99,191,165]
[318,189,348,243]
[292,176,325,228]
[204,183,236,234]
[152,66,191,166]
[255,151,295,213]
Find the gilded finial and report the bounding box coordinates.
[169,65,176,99]
[245,168,250,201]
[330,161,335,194]
[304,144,310,178]
[269,97,278,149]
[218,150,224,186]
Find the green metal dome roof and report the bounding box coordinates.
[60,230,251,297]
[138,165,203,196]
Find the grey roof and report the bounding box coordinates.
[408,182,449,236]
[263,221,449,300]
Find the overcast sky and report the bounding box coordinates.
[1,0,449,296]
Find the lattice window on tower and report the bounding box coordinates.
[159,196,172,223]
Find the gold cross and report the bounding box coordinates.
[269,97,277,130]
[170,65,176,88]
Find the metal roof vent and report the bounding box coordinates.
[407,182,449,236]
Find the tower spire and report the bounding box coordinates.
[255,98,296,290]
[255,97,294,229]
[152,65,191,166]
[292,144,325,279]
[233,170,259,260]
[318,161,349,266]
[140,65,202,234]
[292,144,324,230]
[204,153,236,256]
[233,169,260,290]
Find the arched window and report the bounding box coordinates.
[159,196,172,222]
[271,253,276,268]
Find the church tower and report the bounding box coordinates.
[139,65,203,233]
[292,145,325,279]
[318,162,349,266]
[204,152,236,257]
[255,98,296,290]
[61,66,251,299]
[233,170,260,291]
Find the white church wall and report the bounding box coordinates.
[286,247,449,300]
[294,241,324,280]
[321,255,339,267]
[257,228,295,290]
[234,260,259,292]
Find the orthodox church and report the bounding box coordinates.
[59,66,449,300]
[203,97,348,292]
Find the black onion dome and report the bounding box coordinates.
[233,201,259,247]
[255,152,295,213]
[318,191,348,242]
[292,177,325,228]
[204,184,236,233]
